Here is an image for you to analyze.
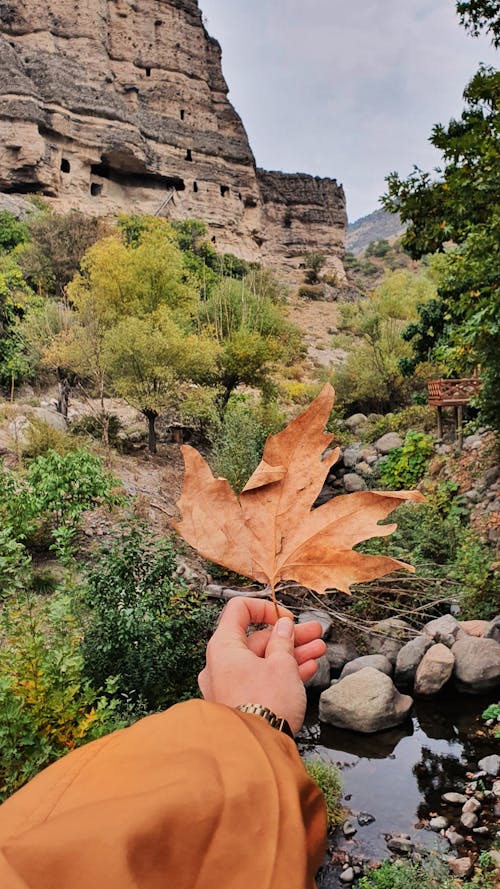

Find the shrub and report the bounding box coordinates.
[81,525,218,714]
[298,284,324,300]
[21,418,80,458]
[0,211,30,253]
[482,703,500,739]
[358,854,457,889]
[0,590,122,800]
[211,397,285,493]
[303,758,343,828]
[452,529,500,619]
[378,431,434,489]
[70,412,122,447]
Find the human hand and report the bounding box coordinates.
[198,597,326,735]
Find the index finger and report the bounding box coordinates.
[215,597,294,643]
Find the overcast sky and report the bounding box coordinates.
[199,0,497,222]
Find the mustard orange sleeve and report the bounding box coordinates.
[0,700,326,889]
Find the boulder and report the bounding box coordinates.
[485,616,500,643]
[325,640,359,672]
[32,407,68,431]
[340,654,393,680]
[386,833,413,854]
[345,413,367,431]
[305,655,331,691]
[366,618,412,664]
[459,620,489,637]
[395,635,433,686]
[319,667,413,733]
[298,609,332,639]
[452,637,500,692]
[343,473,367,493]
[423,614,466,647]
[478,754,500,777]
[414,643,455,695]
[374,432,403,454]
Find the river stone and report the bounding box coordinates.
[460,811,478,829]
[355,461,374,478]
[342,820,357,837]
[325,639,359,672]
[395,635,433,685]
[340,654,393,679]
[374,432,403,454]
[448,857,473,879]
[298,609,332,639]
[423,614,466,647]
[386,833,413,854]
[459,620,489,637]
[343,472,367,493]
[442,792,468,805]
[357,812,375,826]
[485,616,500,643]
[366,618,412,664]
[452,637,500,692]
[493,780,500,797]
[319,667,413,733]
[463,798,481,814]
[343,444,363,468]
[414,643,455,695]
[345,413,367,430]
[305,655,331,691]
[445,829,465,848]
[340,867,355,883]
[478,754,500,777]
[429,816,449,831]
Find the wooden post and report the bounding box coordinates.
[436,406,443,440]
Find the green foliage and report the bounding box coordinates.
[302,758,343,828]
[0,589,123,800]
[81,526,217,713]
[358,855,457,889]
[0,251,37,386]
[361,405,436,442]
[378,431,434,489]
[0,526,31,599]
[21,211,104,298]
[70,412,122,446]
[456,0,500,46]
[366,239,391,258]
[0,211,30,253]
[210,396,285,493]
[482,703,500,739]
[452,528,500,619]
[21,418,81,459]
[303,252,326,284]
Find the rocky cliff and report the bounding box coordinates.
[0,0,346,282]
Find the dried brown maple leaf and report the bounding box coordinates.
[173,384,425,603]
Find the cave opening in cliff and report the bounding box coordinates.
[185,149,192,162]
[193,181,198,193]
[90,182,102,197]
[220,185,229,197]
[60,158,71,173]
[90,159,185,192]
[145,67,151,77]
[180,109,185,120]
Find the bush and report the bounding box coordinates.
[379,431,434,489]
[298,284,325,300]
[21,418,80,458]
[211,396,285,493]
[70,412,122,447]
[452,529,500,619]
[302,758,343,828]
[81,526,218,714]
[0,590,122,800]
[358,854,457,889]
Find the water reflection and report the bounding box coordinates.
[301,689,498,860]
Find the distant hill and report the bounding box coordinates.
[347,208,405,256]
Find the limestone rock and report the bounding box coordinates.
[460,811,478,829]
[340,654,392,679]
[0,1,346,285]
[319,667,413,733]
[414,643,454,695]
[374,432,403,454]
[365,618,412,664]
[452,637,500,692]
[429,816,449,831]
[462,798,481,814]
[423,614,466,647]
[395,635,433,686]
[32,408,68,431]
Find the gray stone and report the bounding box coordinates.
[472,826,489,836]
[374,432,403,454]
[340,867,355,883]
[298,609,332,639]
[462,798,481,814]
[386,833,413,854]
[325,640,359,672]
[305,655,331,691]
[342,820,357,838]
[492,780,500,797]
[423,614,466,647]
[319,667,413,733]
[355,461,374,478]
[395,636,433,686]
[340,655,393,680]
[452,637,500,692]
[343,444,363,468]
[345,413,367,431]
[447,858,473,879]
[343,473,367,493]
[357,812,375,826]
[366,618,412,664]
[485,616,500,643]
[445,829,465,848]
[32,407,68,431]
[460,811,478,829]
[478,754,500,777]
[414,643,455,695]
[429,816,449,831]
[442,792,468,805]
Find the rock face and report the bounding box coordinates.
[0,0,346,283]
[319,667,413,733]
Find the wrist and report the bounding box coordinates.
[235,703,295,738]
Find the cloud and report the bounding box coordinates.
[201,0,497,220]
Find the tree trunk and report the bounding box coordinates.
[57,375,70,418]
[145,411,158,454]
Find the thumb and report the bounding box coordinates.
[265,616,295,658]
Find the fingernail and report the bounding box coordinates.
[276,617,294,638]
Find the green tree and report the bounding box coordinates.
[456,0,500,45]
[303,252,326,284]
[0,212,30,254]
[383,51,500,429]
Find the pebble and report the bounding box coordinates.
[460,812,478,829]
[492,780,500,797]
[342,820,357,838]
[442,792,468,805]
[473,826,489,836]
[462,798,481,814]
[429,816,449,831]
[357,812,376,826]
[340,867,355,883]
[445,829,465,848]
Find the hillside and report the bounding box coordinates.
[347,208,405,256]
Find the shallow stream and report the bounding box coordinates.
[300,689,499,883]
